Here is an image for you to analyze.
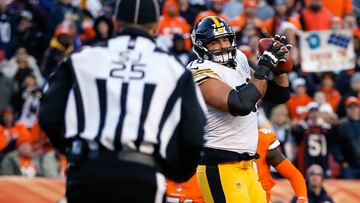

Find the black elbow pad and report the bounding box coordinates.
[227,83,262,116]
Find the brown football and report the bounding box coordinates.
[257,38,293,75]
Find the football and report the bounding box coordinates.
[257,38,293,75]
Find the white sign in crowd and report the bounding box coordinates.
[299,29,355,72]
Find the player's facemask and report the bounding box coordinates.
[206,46,237,65]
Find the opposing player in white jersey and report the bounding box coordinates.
[188,16,292,203]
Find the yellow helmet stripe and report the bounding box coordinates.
[210,16,222,32]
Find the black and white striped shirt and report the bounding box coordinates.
[39,28,206,173]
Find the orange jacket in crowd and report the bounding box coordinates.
[158,0,192,50]
[31,122,53,152]
[287,94,313,120]
[256,129,307,202]
[0,122,31,151]
[300,6,332,31]
[166,174,205,203]
[263,14,302,35]
[304,0,352,17]
[194,10,230,26]
[231,14,265,33]
[321,87,342,112]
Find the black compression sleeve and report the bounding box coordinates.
[263,80,290,104]
[227,83,262,116]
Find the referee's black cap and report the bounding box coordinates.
[115,0,160,24]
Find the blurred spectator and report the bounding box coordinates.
[41,21,75,78]
[78,10,96,46]
[0,107,31,157]
[284,0,302,16]
[300,0,332,31]
[344,13,358,31]
[291,164,334,203]
[45,0,83,42]
[313,91,333,116]
[157,0,191,51]
[0,49,5,69]
[169,33,196,66]
[353,28,360,67]
[0,72,17,113]
[287,77,313,120]
[237,21,268,47]
[222,0,243,20]
[92,15,113,44]
[336,69,357,96]
[313,91,338,127]
[330,16,344,30]
[0,0,16,58]
[178,0,200,27]
[263,0,301,36]
[231,0,265,34]
[30,122,52,158]
[100,0,116,18]
[12,74,41,129]
[72,0,102,18]
[2,47,44,86]
[256,0,274,21]
[337,72,360,118]
[41,150,67,178]
[189,0,207,11]
[1,133,40,177]
[292,102,332,176]
[36,0,56,12]
[337,97,360,179]
[270,104,296,161]
[239,45,258,68]
[304,0,352,19]
[8,0,48,33]
[319,72,341,112]
[194,0,230,25]
[11,10,46,65]
[354,0,360,16]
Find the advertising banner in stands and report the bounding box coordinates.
[299,29,355,72]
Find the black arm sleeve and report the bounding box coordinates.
[263,80,290,104]
[227,83,262,116]
[38,59,74,154]
[161,70,206,182]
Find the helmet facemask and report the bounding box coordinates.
[193,35,237,65]
[205,37,237,64]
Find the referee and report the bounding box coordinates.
[38,0,206,202]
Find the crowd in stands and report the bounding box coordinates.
[0,0,360,181]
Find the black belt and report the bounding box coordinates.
[68,139,156,168]
[116,150,156,167]
[199,147,259,165]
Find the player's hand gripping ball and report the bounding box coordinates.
[258,35,293,75]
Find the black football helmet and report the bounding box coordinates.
[191,16,236,64]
